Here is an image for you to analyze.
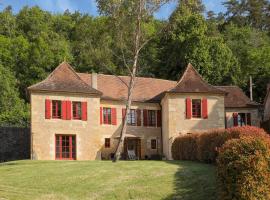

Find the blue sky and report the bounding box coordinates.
[0,0,226,19]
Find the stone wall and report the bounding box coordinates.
[0,127,30,162]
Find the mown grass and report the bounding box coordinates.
[0,160,216,200]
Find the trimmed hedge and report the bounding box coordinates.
[171,126,269,163]
[217,137,270,200]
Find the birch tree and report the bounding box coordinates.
[97,0,171,161]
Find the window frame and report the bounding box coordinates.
[192,99,202,118]
[127,109,136,126]
[52,100,62,119]
[103,107,112,125]
[55,134,76,160]
[105,138,110,148]
[148,110,156,127]
[151,139,157,150]
[72,101,82,120]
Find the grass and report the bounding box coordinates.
[0,160,217,200]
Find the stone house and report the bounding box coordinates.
[28,62,261,160]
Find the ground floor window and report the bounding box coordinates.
[105,138,110,148]
[55,135,76,160]
[151,139,157,149]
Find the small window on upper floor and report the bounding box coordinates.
[192,99,201,118]
[52,100,61,119]
[72,102,82,120]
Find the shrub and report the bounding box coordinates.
[171,126,269,164]
[217,137,270,200]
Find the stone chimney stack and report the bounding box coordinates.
[92,72,97,89]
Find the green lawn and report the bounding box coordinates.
[0,160,217,200]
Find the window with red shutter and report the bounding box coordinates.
[186,98,192,119]
[81,102,87,121]
[52,100,61,119]
[126,109,136,126]
[72,102,82,120]
[45,99,51,119]
[111,108,117,125]
[192,99,201,118]
[148,110,156,127]
[103,108,112,124]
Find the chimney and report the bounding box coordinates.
[92,72,97,89]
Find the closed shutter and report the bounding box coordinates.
[82,102,87,121]
[61,101,67,120]
[233,113,238,127]
[157,110,161,127]
[112,108,117,125]
[122,108,126,123]
[136,109,141,126]
[100,107,103,124]
[186,98,192,119]
[66,101,71,120]
[143,109,148,126]
[45,99,51,119]
[247,113,251,125]
[202,98,208,119]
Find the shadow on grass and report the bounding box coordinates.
[163,161,217,200]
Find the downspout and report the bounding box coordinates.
[159,102,163,158]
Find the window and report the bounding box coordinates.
[127,109,136,126]
[55,135,76,160]
[105,138,110,148]
[148,110,156,127]
[103,108,112,124]
[52,100,61,119]
[151,139,157,149]
[192,99,201,118]
[237,113,251,126]
[72,102,82,120]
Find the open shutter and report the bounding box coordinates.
[122,108,126,123]
[202,98,208,119]
[247,113,251,125]
[100,107,103,124]
[66,101,71,120]
[157,110,161,127]
[136,109,141,126]
[82,102,87,121]
[143,109,148,126]
[233,113,238,127]
[186,98,192,119]
[61,101,67,120]
[112,108,117,125]
[45,99,51,119]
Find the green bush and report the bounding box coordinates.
[217,137,270,200]
[171,126,269,164]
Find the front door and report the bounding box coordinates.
[124,138,141,159]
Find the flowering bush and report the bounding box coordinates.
[217,137,270,200]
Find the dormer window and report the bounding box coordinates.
[192,99,201,118]
[52,100,61,119]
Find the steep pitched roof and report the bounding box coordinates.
[169,63,225,94]
[78,73,176,102]
[216,86,261,108]
[28,62,102,95]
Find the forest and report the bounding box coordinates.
[0,0,270,127]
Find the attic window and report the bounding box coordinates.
[52,100,61,119]
[192,99,201,118]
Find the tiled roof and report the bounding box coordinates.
[169,63,225,94]
[78,73,176,102]
[216,86,261,108]
[28,62,102,95]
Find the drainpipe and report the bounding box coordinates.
[159,102,163,158]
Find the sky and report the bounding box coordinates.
[0,0,226,19]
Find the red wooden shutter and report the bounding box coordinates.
[247,113,251,125]
[61,101,67,120]
[202,98,208,119]
[233,113,238,127]
[186,98,192,119]
[157,110,161,127]
[136,109,141,126]
[100,107,103,124]
[81,102,87,121]
[45,99,51,119]
[122,108,126,123]
[66,101,71,120]
[112,108,117,125]
[143,109,148,126]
